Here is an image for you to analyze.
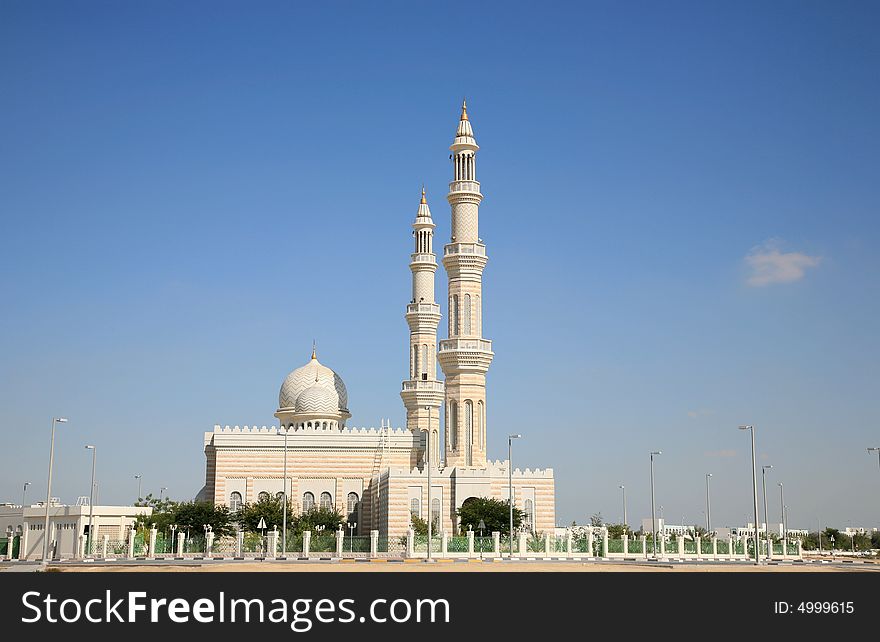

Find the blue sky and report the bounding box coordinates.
[1,1,878,531]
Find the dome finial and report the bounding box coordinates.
[460,97,468,121]
[311,340,317,360]
[420,184,426,204]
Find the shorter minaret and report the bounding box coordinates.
[400,188,444,465]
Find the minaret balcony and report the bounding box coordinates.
[438,338,494,373]
[401,380,445,393]
[406,302,441,316]
[439,338,493,352]
[444,243,486,257]
[409,253,437,267]
[448,180,481,195]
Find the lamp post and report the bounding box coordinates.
[778,483,785,542]
[425,406,434,563]
[281,425,290,555]
[134,475,142,503]
[22,482,31,508]
[348,521,357,553]
[761,465,772,560]
[705,474,712,534]
[85,445,97,556]
[868,447,880,471]
[619,485,627,529]
[170,524,178,555]
[42,417,69,564]
[508,434,521,558]
[650,451,662,557]
[738,425,760,565]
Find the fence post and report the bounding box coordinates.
[406,527,415,558]
[148,526,158,558]
[641,534,647,557]
[602,530,609,558]
[467,530,474,557]
[176,532,185,556]
[302,530,311,558]
[695,536,701,558]
[518,530,527,556]
[336,527,344,557]
[101,534,108,559]
[712,537,717,559]
[622,534,628,557]
[267,529,278,559]
[493,531,501,558]
[659,534,666,557]
[236,530,244,558]
[543,531,551,557]
[587,529,594,557]
[19,527,29,561]
[567,529,573,556]
[677,535,684,558]
[370,530,379,558]
[205,531,214,557]
[126,528,135,559]
[76,534,85,559]
[728,536,735,559]
[797,539,802,558]
[441,531,448,557]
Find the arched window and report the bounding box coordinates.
[229,492,242,512]
[451,295,459,336]
[432,429,438,462]
[465,400,473,466]
[475,295,480,334]
[347,492,359,523]
[302,492,315,513]
[449,402,458,450]
[320,492,332,510]
[410,498,421,519]
[477,401,484,450]
[257,491,269,503]
[421,344,428,377]
[524,499,534,532]
[413,345,419,379]
[464,294,471,335]
[431,498,440,531]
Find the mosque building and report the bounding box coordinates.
[198,102,556,539]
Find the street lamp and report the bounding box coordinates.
[738,425,760,565]
[868,447,880,471]
[134,475,142,503]
[619,485,627,530]
[425,406,434,563]
[348,521,357,553]
[22,482,31,508]
[761,464,773,560]
[778,482,785,542]
[705,473,713,535]
[650,451,662,557]
[85,445,97,556]
[42,417,69,564]
[280,425,290,555]
[508,434,521,558]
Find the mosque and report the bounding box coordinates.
[198,102,556,539]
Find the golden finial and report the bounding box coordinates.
[311,340,317,360]
[420,185,426,204]
[460,97,468,121]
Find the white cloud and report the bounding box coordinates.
[744,240,821,287]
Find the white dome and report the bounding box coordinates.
[294,384,338,414]
[278,352,349,414]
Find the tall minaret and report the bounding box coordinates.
[400,188,444,464]
[438,100,494,469]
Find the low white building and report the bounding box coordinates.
[0,502,152,560]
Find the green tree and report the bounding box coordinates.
[456,497,522,535]
[411,514,429,536]
[296,507,344,534]
[606,523,631,538]
[134,493,178,532]
[590,512,604,527]
[236,495,292,533]
[172,501,234,538]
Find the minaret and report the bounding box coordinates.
[438,100,494,469]
[400,188,444,465]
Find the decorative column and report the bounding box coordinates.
[696,536,701,558]
[176,532,185,556]
[677,535,684,557]
[126,528,135,559]
[467,530,475,557]
[336,527,344,557]
[587,529,595,557]
[728,536,735,559]
[492,531,501,557]
[567,529,573,556]
[406,527,415,558]
[101,534,108,559]
[544,532,551,557]
[370,530,379,558]
[19,526,29,561]
[236,530,244,558]
[622,533,628,557]
[439,100,493,469]
[518,530,527,556]
[712,537,717,559]
[302,530,311,558]
[77,534,85,559]
[5,527,14,560]
[602,530,609,558]
[440,531,448,557]
[205,530,214,557]
[641,534,647,557]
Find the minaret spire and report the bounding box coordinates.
[439,100,493,469]
[401,187,444,465]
